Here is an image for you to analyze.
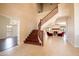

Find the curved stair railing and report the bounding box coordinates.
[39,6,58,27]
[38,6,58,46]
[24,5,58,46]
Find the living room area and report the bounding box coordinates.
[41,16,67,45]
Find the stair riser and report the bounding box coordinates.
[24,30,43,46]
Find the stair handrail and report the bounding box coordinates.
[38,6,58,46]
[40,6,58,26]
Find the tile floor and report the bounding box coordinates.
[0,35,79,56]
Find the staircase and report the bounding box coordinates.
[24,30,43,46]
[24,4,58,46]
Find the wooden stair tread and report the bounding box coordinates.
[24,29,43,46]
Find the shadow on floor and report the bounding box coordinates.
[0,37,17,51]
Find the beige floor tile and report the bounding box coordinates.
[0,36,79,56]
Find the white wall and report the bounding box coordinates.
[0,15,18,39]
[0,15,10,39]
[74,4,79,47]
[58,4,74,45]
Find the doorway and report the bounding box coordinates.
[0,15,19,51]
